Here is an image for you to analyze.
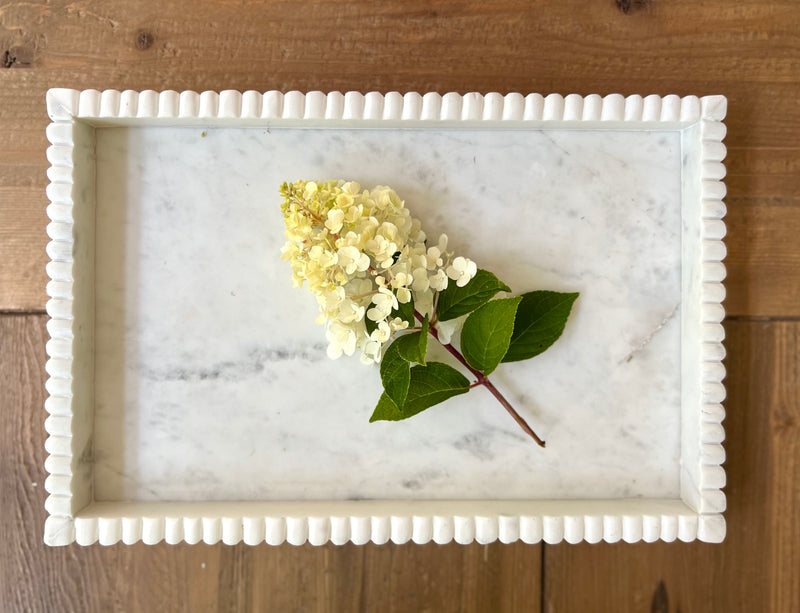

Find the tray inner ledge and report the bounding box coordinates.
[67,120,698,513]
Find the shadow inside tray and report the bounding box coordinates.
[93,126,141,501]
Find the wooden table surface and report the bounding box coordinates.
[1,1,798,611]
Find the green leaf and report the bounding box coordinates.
[460,296,522,375]
[436,269,512,321]
[369,392,404,422]
[403,362,470,418]
[369,362,470,422]
[395,316,428,365]
[380,341,411,409]
[502,291,579,363]
[377,315,429,409]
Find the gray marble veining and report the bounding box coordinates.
[93,126,682,502]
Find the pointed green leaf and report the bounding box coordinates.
[369,392,404,422]
[395,316,428,365]
[369,362,470,422]
[379,340,410,408]
[502,291,579,363]
[418,316,429,363]
[436,269,512,321]
[403,362,470,417]
[460,296,522,375]
[377,315,430,410]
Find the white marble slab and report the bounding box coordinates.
[93,125,682,502]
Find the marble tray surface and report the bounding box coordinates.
[42,89,727,546]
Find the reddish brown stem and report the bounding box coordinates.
[415,309,545,447]
[480,378,546,447]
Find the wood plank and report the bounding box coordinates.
[1,1,798,610]
[768,325,800,613]
[0,314,223,612]
[0,313,542,611]
[0,187,49,311]
[724,205,800,318]
[7,1,799,89]
[2,0,799,313]
[246,539,542,612]
[726,147,800,201]
[543,321,800,612]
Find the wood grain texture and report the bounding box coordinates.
[0,313,542,612]
[2,1,799,611]
[0,187,48,311]
[1,0,799,313]
[724,204,800,317]
[543,321,800,613]
[0,315,223,613]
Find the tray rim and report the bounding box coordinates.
[42,88,728,546]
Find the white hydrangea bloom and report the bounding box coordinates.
[280,180,481,364]
[395,287,412,304]
[338,299,365,324]
[446,256,478,287]
[308,245,336,268]
[424,245,444,269]
[367,287,398,323]
[348,277,373,296]
[326,321,358,359]
[338,245,369,275]
[370,320,392,343]
[414,290,434,320]
[411,267,430,293]
[428,269,449,292]
[388,317,409,333]
[434,317,462,345]
[325,208,345,233]
[341,181,361,195]
[373,286,399,312]
[360,340,382,364]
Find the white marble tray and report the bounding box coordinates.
[43,89,727,546]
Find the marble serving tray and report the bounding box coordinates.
[43,89,727,546]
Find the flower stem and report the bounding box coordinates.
[299,202,324,223]
[480,378,546,447]
[414,310,545,447]
[349,289,379,300]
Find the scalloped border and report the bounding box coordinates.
[46,89,716,123]
[692,97,727,522]
[43,90,726,546]
[59,500,721,546]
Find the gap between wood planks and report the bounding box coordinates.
[0,309,46,315]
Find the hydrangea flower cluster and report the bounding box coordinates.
[280,180,477,364]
